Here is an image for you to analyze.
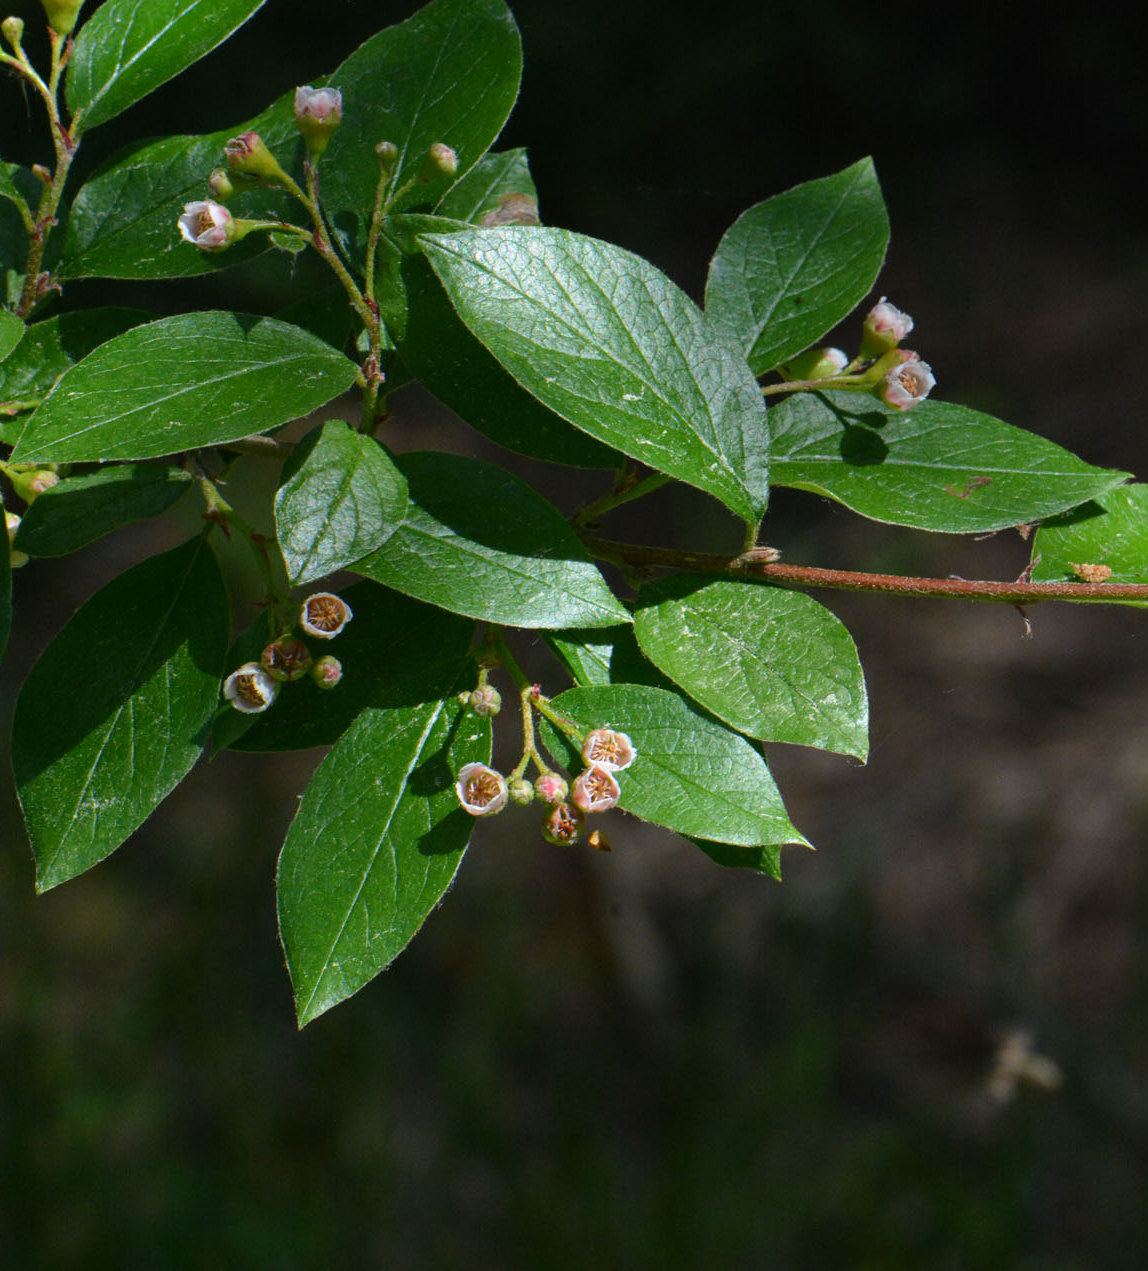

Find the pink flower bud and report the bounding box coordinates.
[224,131,290,183]
[879,351,936,411]
[260,635,313,682]
[294,85,343,157]
[571,765,621,814]
[468,685,502,717]
[533,771,569,805]
[311,655,343,689]
[456,762,509,817]
[541,802,584,846]
[5,510,29,568]
[299,592,353,639]
[223,662,279,713]
[207,167,235,201]
[178,201,235,252]
[582,727,637,772]
[861,298,914,358]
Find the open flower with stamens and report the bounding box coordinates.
[541,802,584,846]
[223,662,279,713]
[300,592,353,639]
[571,765,621,814]
[582,727,637,772]
[455,763,509,817]
[178,201,235,252]
[261,636,313,682]
[879,351,936,411]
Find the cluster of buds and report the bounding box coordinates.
[455,721,637,852]
[222,592,351,714]
[860,299,935,411]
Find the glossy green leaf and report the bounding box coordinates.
[705,159,889,376]
[12,537,230,891]
[275,420,408,586]
[11,312,359,464]
[0,310,22,362]
[0,161,37,220]
[1031,484,1148,607]
[354,451,630,629]
[228,581,477,753]
[277,695,490,1026]
[435,148,537,223]
[770,391,1130,533]
[12,464,192,557]
[320,0,522,256]
[422,228,771,520]
[690,838,783,880]
[544,624,669,691]
[377,216,619,467]
[67,0,266,132]
[59,89,299,280]
[634,575,868,758]
[542,684,808,849]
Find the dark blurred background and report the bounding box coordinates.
[3,1,1148,1266]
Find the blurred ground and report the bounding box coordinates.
[2,1,1148,1267]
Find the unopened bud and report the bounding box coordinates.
[5,510,28,568]
[31,163,51,185]
[299,591,353,639]
[571,765,621,814]
[294,85,343,158]
[375,140,399,171]
[456,762,509,817]
[223,662,279,714]
[876,350,935,411]
[224,131,291,185]
[469,685,501,717]
[38,0,82,37]
[2,16,24,50]
[11,468,59,502]
[541,801,584,846]
[534,771,569,805]
[860,297,914,358]
[261,635,313,682]
[582,727,637,772]
[509,777,535,806]
[419,142,458,182]
[782,346,848,381]
[206,167,236,201]
[311,655,343,689]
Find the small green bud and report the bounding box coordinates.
[224,131,291,185]
[11,468,59,503]
[207,168,235,201]
[469,685,502,717]
[38,0,82,37]
[311,655,343,690]
[509,777,535,806]
[375,140,399,171]
[2,16,25,50]
[419,142,458,182]
[781,347,848,381]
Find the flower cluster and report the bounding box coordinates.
[222,592,351,715]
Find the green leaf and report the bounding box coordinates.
[0,308,151,405]
[354,451,630,629]
[12,537,230,891]
[634,575,868,759]
[67,0,266,133]
[541,684,808,849]
[11,312,359,464]
[59,89,300,280]
[690,838,783,880]
[770,391,1130,533]
[12,464,192,557]
[421,228,771,521]
[320,0,522,255]
[277,695,490,1026]
[705,158,890,376]
[435,148,537,223]
[544,624,669,691]
[275,420,408,586]
[0,161,38,220]
[228,581,477,752]
[1031,484,1148,606]
[0,310,22,362]
[377,216,620,468]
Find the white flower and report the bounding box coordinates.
[294,85,343,124]
[881,352,936,410]
[571,765,621,814]
[223,662,279,713]
[299,592,353,639]
[178,201,234,252]
[866,298,914,345]
[581,727,637,772]
[455,763,509,817]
